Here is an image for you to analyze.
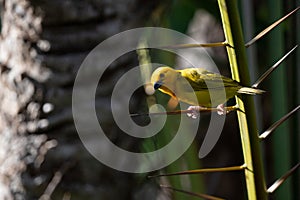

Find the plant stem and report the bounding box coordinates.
[217,0,267,199]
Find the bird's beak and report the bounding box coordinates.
[154,81,163,90]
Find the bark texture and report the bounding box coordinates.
[0,0,159,199]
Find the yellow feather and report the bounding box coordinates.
[151,66,264,107]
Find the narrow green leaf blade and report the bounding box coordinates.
[245,6,300,47]
[252,45,298,88]
[267,162,300,193]
[260,105,300,140]
[160,41,230,49]
[149,165,246,178]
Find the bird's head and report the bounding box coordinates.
[150,66,179,98]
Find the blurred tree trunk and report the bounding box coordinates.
[0,0,159,199]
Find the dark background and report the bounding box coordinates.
[0,0,298,199]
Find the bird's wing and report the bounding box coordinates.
[179,68,240,91]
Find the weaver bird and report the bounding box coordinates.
[151,66,264,118]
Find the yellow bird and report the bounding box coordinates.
[151,66,264,116]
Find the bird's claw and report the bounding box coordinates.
[186,104,239,118]
[217,104,226,115]
[187,106,202,119]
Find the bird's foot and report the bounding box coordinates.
[217,104,226,115]
[217,104,240,115]
[186,106,209,119]
[186,105,240,119]
[187,106,200,119]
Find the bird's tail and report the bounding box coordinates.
[238,87,265,95]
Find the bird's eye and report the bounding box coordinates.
[177,72,182,78]
[159,73,165,78]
